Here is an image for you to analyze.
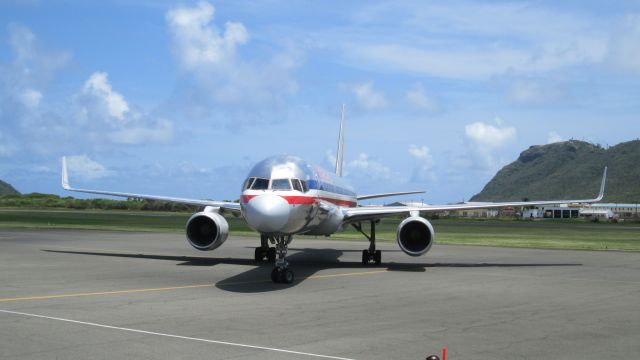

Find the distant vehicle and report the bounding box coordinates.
[62,106,607,283]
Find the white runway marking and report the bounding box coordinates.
[0,309,355,360]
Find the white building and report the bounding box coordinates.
[586,203,639,219]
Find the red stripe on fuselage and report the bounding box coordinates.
[241,195,256,203]
[240,194,356,207]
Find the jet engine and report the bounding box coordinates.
[186,211,229,251]
[396,216,435,256]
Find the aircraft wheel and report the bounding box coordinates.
[374,250,382,265]
[254,247,264,262]
[282,268,294,284]
[267,247,276,262]
[271,267,281,283]
[361,250,369,265]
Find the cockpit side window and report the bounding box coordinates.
[243,177,256,190]
[251,178,269,190]
[300,180,309,192]
[291,179,303,192]
[271,178,291,190]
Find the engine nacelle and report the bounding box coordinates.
[186,211,229,251]
[396,216,435,256]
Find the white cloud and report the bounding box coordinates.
[81,72,129,122]
[106,120,173,145]
[408,144,433,163]
[465,121,516,148]
[607,14,640,73]
[65,155,115,180]
[406,83,439,112]
[7,22,36,62]
[165,1,298,115]
[408,144,435,182]
[508,79,564,105]
[464,120,517,171]
[325,149,337,167]
[326,2,608,80]
[0,24,72,156]
[547,131,564,144]
[18,88,42,109]
[346,153,391,179]
[166,1,248,70]
[74,72,172,145]
[350,81,387,110]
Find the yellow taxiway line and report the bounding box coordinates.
[0,269,389,303]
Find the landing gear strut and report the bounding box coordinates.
[352,220,382,265]
[269,235,294,284]
[254,234,276,262]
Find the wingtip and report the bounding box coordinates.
[596,166,607,201]
[61,156,70,190]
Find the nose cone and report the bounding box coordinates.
[243,193,290,233]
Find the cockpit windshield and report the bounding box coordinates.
[271,179,291,190]
[243,177,255,190]
[245,177,307,191]
[251,178,269,190]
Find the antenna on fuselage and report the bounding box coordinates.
[335,104,345,177]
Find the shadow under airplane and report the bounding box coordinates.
[42,249,582,294]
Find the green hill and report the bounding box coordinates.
[471,140,640,203]
[0,180,20,196]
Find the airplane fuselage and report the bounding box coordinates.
[240,155,356,236]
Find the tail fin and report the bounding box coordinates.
[335,104,345,176]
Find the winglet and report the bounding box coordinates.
[596,166,607,201]
[335,104,345,177]
[61,156,71,190]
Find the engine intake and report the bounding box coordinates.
[186,211,229,251]
[396,216,435,256]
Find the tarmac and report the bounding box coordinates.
[0,229,639,359]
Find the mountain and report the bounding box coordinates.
[471,140,640,203]
[0,180,20,196]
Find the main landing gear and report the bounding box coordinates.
[256,234,294,284]
[352,220,382,265]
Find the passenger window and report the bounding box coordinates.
[251,178,269,190]
[243,177,255,190]
[271,179,291,190]
[292,179,303,192]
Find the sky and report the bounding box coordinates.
[1,0,639,204]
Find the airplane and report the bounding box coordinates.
[62,106,607,284]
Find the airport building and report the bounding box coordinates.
[522,203,638,220]
[386,201,638,220]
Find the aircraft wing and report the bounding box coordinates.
[343,167,607,224]
[61,157,241,214]
[356,190,425,201]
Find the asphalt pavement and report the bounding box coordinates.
[0,229,638,359]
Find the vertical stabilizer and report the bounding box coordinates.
[335,104,345,176]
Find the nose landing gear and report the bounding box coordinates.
[260,234,294,284]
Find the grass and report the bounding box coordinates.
[1,208,639,251]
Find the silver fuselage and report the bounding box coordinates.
[240,155,356,235]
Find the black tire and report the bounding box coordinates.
[271,267,281,283]
[282,269,294,284]
[267,247,276,262]
[374,250,382,265]
[254,247,263,262]
[362,249,369,265]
